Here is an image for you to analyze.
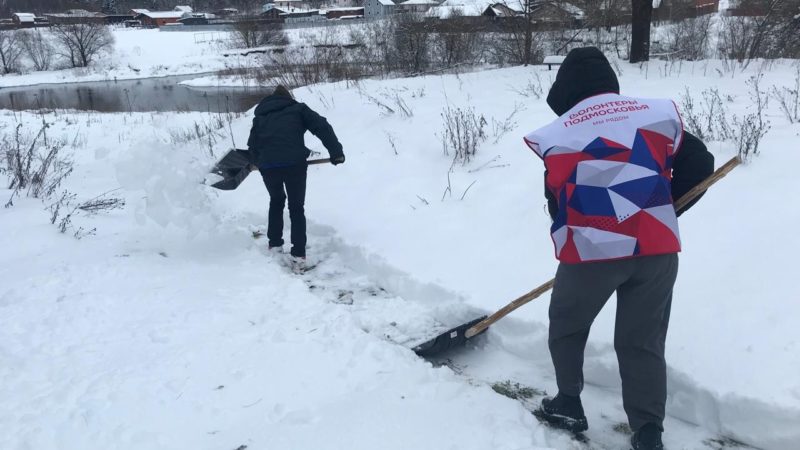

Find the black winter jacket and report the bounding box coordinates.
[247,95,343,167]
[543,47,714,220]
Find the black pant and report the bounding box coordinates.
[548,253,678,432]
[259,164,307,257]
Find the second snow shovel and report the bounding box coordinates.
[207,148,331,190]
[413,156,742,357]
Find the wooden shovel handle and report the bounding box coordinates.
[249,158,331,171]
[464,156,742,339]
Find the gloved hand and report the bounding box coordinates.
[331,155,345,166]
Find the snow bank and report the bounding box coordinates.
[2,56,800,449]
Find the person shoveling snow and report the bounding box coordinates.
[246,85,346,266]
[523,47,715,450]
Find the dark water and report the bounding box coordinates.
[0,75,273,113]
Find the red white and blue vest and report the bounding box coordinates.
[524,93,684,263]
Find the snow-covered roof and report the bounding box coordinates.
[426,0,492,17]
[400,0,440,5]
[138,11,185,19]
[324,6,365,11]
[484,3,522,17]
[131,9,149,14]
[174,5,193,12]
[558,2,584,19]
[12,13,36,22]
[378,0,396,5]
[181,12,217,19]
[279,7,319,15]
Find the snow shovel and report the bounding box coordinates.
[413,156,742,357]
[207,148,331,191]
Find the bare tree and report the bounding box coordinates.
[393,13,432,74]
[489,0,543,66]
[0,29,23,74]
[718,0,800,65]
[432,10,486,68]
[630,0,653,62]
[19,29,54,71]
[51,23,115,68]
[657,14,713,60]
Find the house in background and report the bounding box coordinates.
[214,8,240,17]
[397,0,441,14]
[482,3,521,17]
[177,12,217,25]
[11,13,37,28]
[134,6,194,27]
[261,4,290,19]
[364,0,397,18]
[273,0,312,9]
[325,7,365,19]
[529,1,584,27]
[653,0,719,20]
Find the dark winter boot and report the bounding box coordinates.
[631,423,663,450]
[535,392,588,433]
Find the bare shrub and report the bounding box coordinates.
[490,20,544,66]
[2,117,125,236]
[2,122,72,204]
[51,23,115,68]
[771,64,800,123]
[490,103,524,143]
[393,13,432,74]
[735,74,770,161]
[19,29,54,71]
[431,11,486,68]
[717,1,800,67]
[440,105,487,165]
[231,19,288,49]
[680,76,770,162]
[0,29,23,74]
[657,14,713,60]
[509,73,544,99]
[348,20,396,76]
[48,189,125,238]
[680,87,733,142]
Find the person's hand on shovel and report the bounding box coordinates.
[331,155,345,166]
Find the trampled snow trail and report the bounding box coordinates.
[253,220,762,450]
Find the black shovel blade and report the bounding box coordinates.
[412,315,489,357]
[209,149,253,191]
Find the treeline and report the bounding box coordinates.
[0,0,266,16]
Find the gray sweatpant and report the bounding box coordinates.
[548,253,679,432]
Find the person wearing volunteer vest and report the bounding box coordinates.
[525,47,714,450]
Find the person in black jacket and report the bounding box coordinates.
[528,48,715,450]
[247,85,344,259]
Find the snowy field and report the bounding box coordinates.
[0,24,358,88]
[2,57,799,450]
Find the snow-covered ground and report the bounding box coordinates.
[2,57,799,450]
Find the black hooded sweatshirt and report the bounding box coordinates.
[542,47,714,219]
[247,94,344,167]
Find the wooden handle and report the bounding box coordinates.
[249,158,332,171]
[464,156,742,339]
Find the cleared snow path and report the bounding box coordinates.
[253,220,768,450]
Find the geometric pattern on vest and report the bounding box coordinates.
[546,127,681,262]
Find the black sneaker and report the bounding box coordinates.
[535,392,588,433]
[631,423,663,450]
